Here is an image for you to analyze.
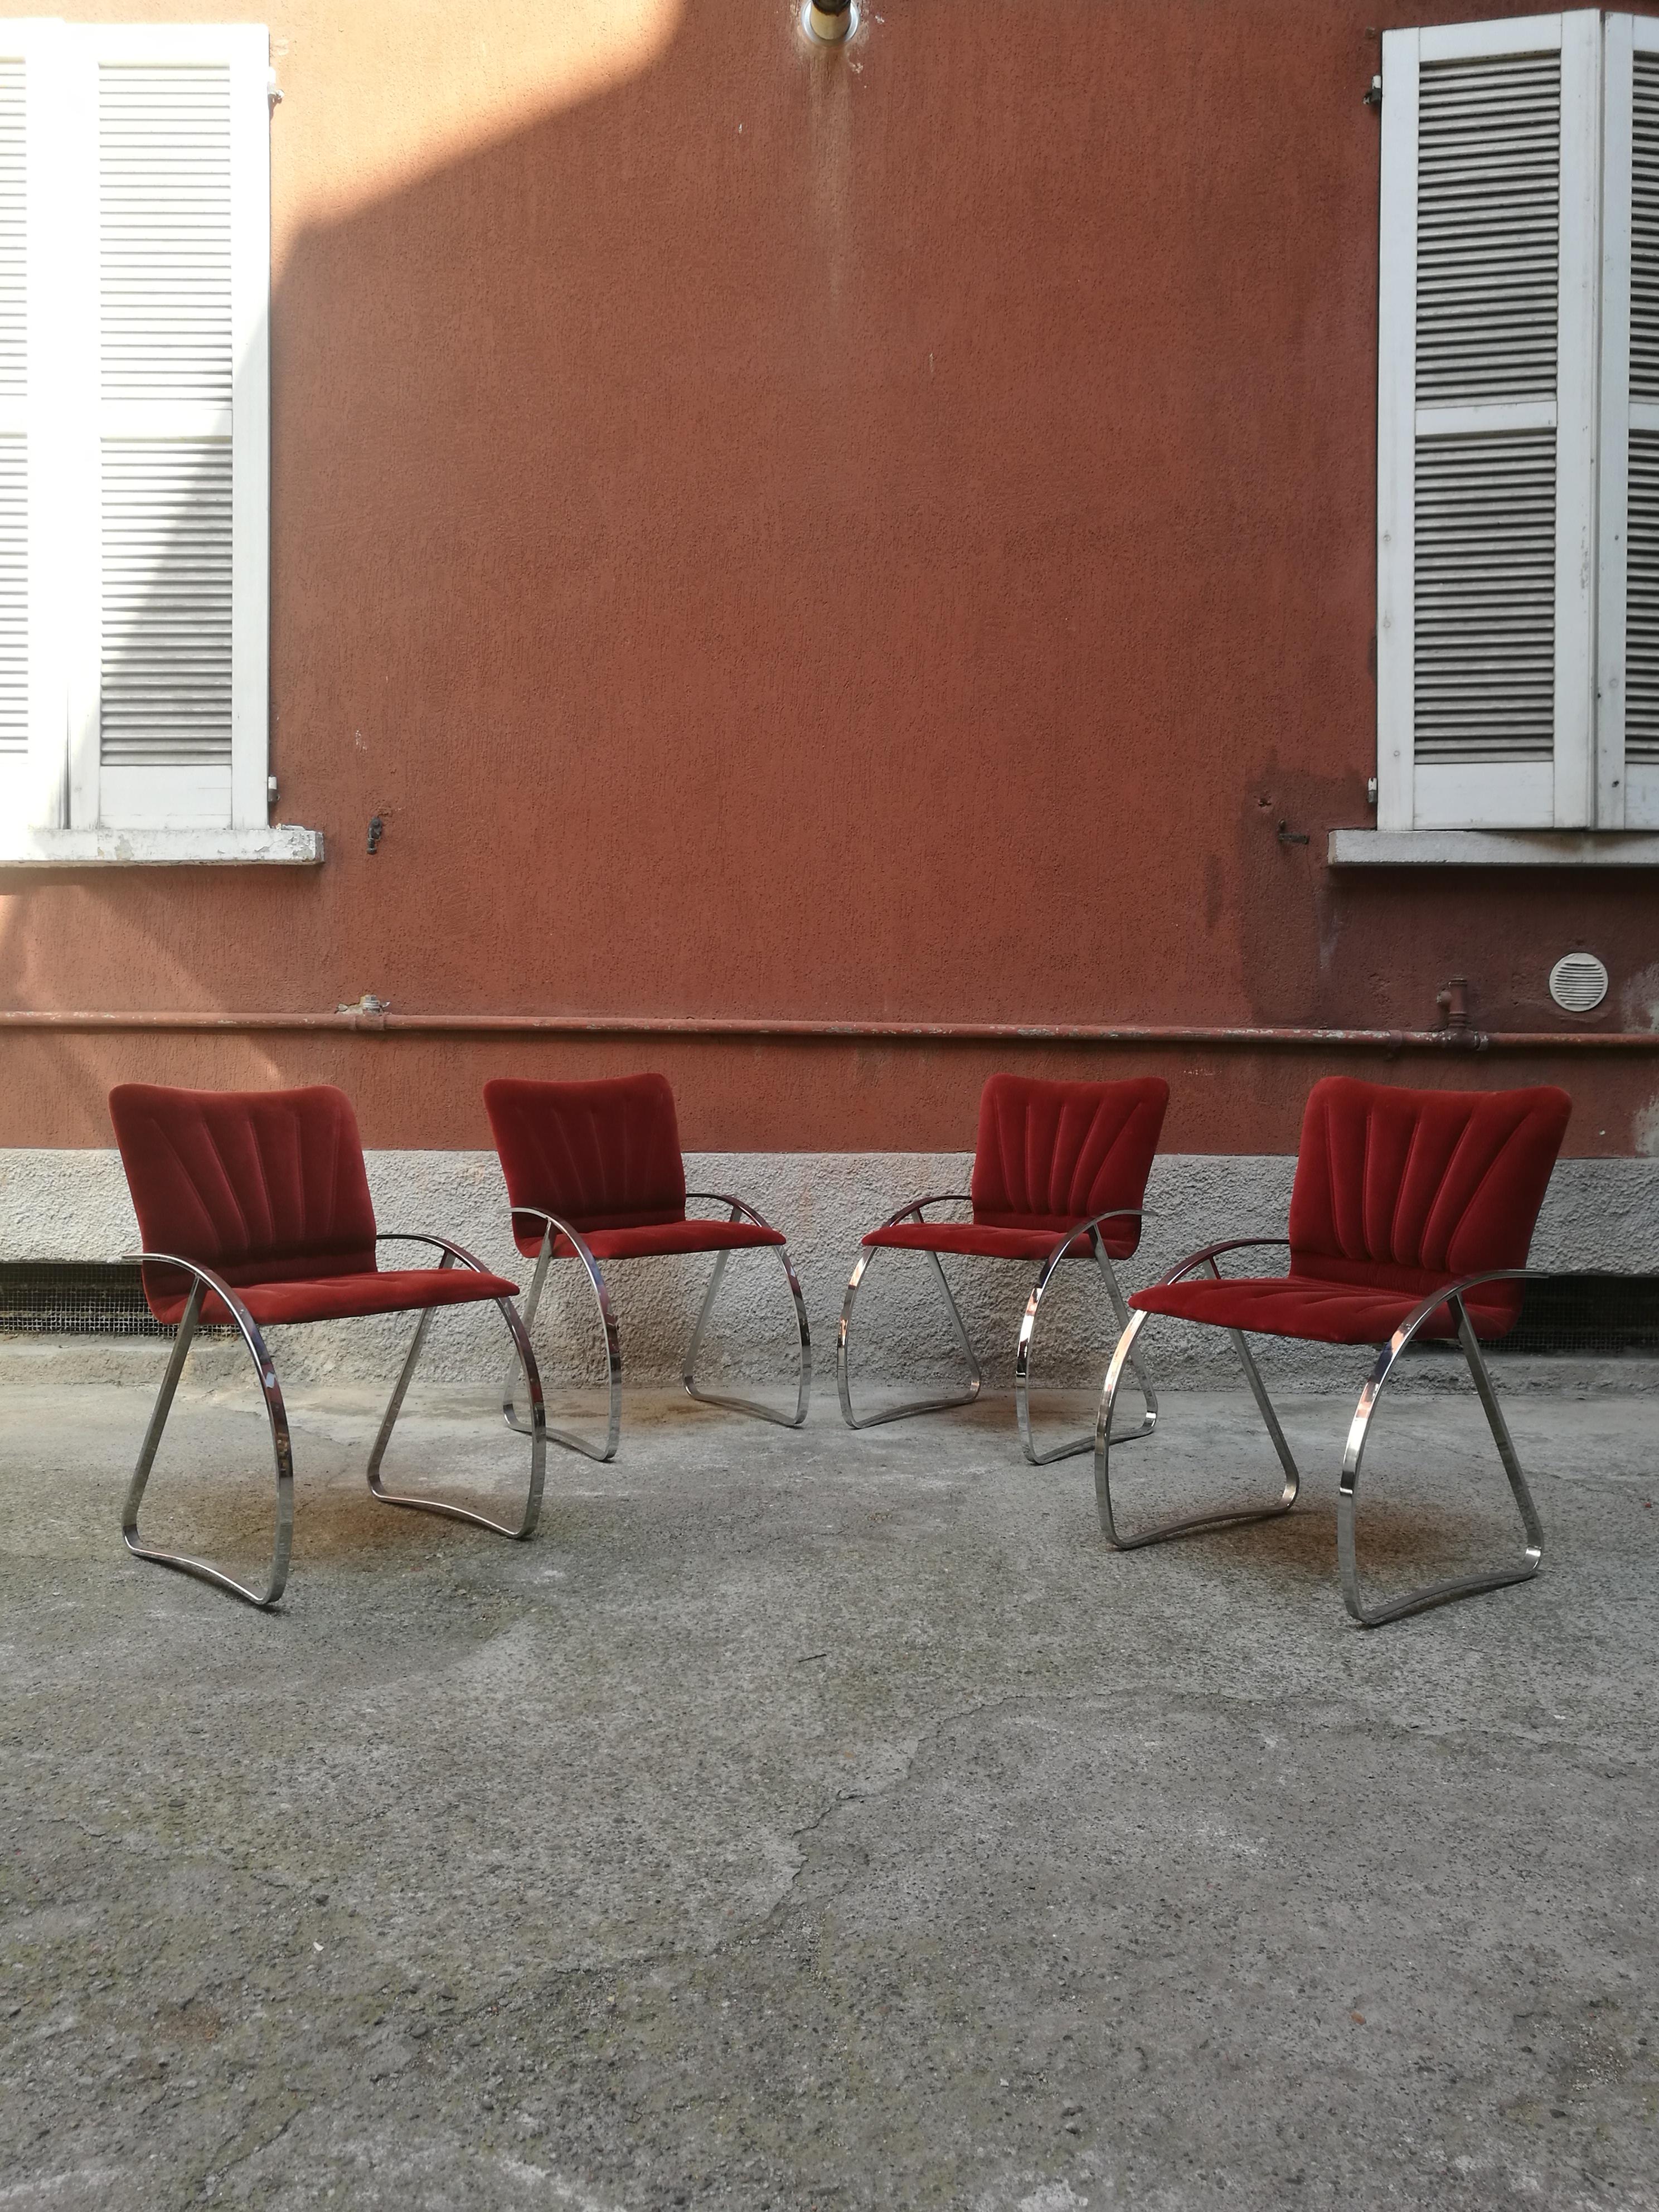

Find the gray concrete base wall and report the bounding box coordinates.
[1,1147,1656,1395]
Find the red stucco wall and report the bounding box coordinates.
[2,0,1656,1156]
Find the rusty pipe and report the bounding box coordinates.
[0,1010,1656,1049]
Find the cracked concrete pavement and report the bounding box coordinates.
[1,1366,1657,2210]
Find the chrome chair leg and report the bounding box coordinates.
[122,1275,295,1611]
[370,1259,547,1537]
[683,1231,812,1428]
[502,1228,622,1464]
[1017,1236,1158,1467]
[1338,1293,1544,1627]
[1094,1297,1301,1548]
[838,1244,984,1429]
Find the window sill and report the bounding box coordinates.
[1327,828,1659,867]
[0,826,324,867]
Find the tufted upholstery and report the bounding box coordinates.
[109,1083,518,1327]
[1129,1077,1572,1344]
[862,1075,1170,1262]
[483,1074,785,1262]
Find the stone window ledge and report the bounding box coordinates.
[0,826,324,867]
[1327,829,1659,867]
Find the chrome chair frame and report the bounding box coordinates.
[122,1236,546,1612]
[1095,1238,1302,1547]
[682,1192,812,1427]
[503,1194,811,1463]
[1095,1243,1548,1627]
[367,1234,547,1539]
[1340,1267,1543,1626]
[838,1197,1157,1463]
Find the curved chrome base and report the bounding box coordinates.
[369,1236,547,1537]
[1096,1251,1546,1629]
[1094,1258,1302,1548]
[1017,1225,1157,1465]
[122,1239,547,1611]
[1338,1287,1544,1627]
[505,1197,810,1457]
[682,1197,811,1428]
[839,1199,1156,1455]
[503,1213,622,1462]
[122,1264,294,1610]
[837,1205,984,1430]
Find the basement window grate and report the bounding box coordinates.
[0,1262,233,1337]
[0,1265,1653,1355]
[1405,1273,1659,1359]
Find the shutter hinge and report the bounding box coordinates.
[268,70,284,107]
[1363,74,1382,109]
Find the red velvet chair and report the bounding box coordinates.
[109,1083,545,1609]
[483,1074,810,1459]
[1097,1075,1572,1625]
[837,1074,1170,1461]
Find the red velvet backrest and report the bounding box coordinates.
[109,1083,379,1313]
[1288,1078,1571,1303]
[969,1075,1170,1246]
[483,1074,688,1233]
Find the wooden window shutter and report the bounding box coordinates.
[62,23,269,833]
[1377,13,1600,832]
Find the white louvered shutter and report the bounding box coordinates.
[62,23,268,832]
[1595,14,1659,829]
[0,51,26,773]
[0,21,71,842]
[1377,13,1600,831]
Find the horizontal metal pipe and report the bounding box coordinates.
[0,1010,1656,1050]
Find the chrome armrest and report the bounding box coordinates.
[1156,1235,1292,1286]
[1038,1206,1144,1269]
[124,1250,264,1345]
[375,1230,493,1274]
[684,1190,782,1234]
[1386,1268,1538,1355]
[871,1190,975,1231]
[502,1208,605,1273]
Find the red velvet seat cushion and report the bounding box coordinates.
[1128,1272,1518,1345]
[1127,1076,1571,1350]
[516,1215,785,1263]
[153,1267,522,1332]
[865,1220,1118,1263]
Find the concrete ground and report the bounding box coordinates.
[1,1365,1657,2212]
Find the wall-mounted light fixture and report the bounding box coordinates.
[803,0,857,43]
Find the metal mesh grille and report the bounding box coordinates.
[1408,1273,1659,1358]
[0,1266,1653,1356]
[0,1261,231,1337]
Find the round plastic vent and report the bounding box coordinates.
[1549,952,1609,1013]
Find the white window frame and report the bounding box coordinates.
[0,17,317,867]
[1343,7,1659,865]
